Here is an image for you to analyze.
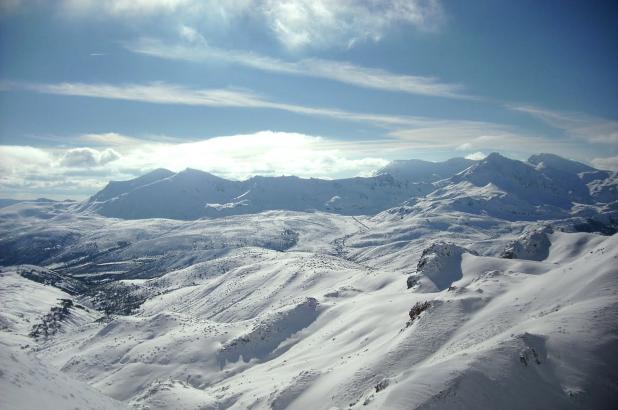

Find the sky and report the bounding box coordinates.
[0,0,617,199]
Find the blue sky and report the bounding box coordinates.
[0,0,617,199]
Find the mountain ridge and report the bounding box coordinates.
[81,153,618,221]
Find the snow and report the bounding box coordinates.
[0,333,127,410]
[1,152,617,409]
[375,157,475,182]
[411,242,478,291]
[81,170,430,220]
[501,225,553,261]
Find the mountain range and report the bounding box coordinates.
[80,153,617,222]
[1,152,617,410]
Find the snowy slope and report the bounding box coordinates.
[450,153,583,208]
[0,269,125,409]
[527,153,596,174]
[1,153,617,409]
[82,170,431,220]
[90,168,175,203]
[374,157,474,182]
[14,226,611,410]
[0,335,127,410]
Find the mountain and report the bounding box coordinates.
[450,152,586,208]
[89,168,175,202]
[83,169,432,220]
[80,153,618,223]
[374,157,474,182]
[0,199,23,209]
[527,153,596,174]
[1,153,617,409]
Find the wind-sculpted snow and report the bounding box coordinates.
[218,298,320,367]
[1,153,618,409]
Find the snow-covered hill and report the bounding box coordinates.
[1,152,617,409]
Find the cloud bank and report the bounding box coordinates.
[0,131,389,199]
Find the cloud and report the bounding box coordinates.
[60,148,99,167]
[128,37,471,99]
[3,1,442,49]
[591,156,618,171]
[387,122,594,161]
[79,132,143,146]
[0,131,389,199]
[13,80,445,127]
[10,80,597,160]
[464,151,486,160]
[60,147,121,167]
[60,0,193,17]
[1,128,613,200]
[508,105,618,145]
[0,145,53,173]
[259,0,444,49]
[178,25,206,44]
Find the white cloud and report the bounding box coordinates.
[128,38,471,99]
[387,124,592,161]
[13,80,441,127]
[0,131,389,199]
[260,0,443,49]
[1,128,613,200]
[59,0,194,17]
[8,80,610,172]
[464,151,486,161]
[4,0,442,49]
[0,145,53,174]
[79,132,143,146]
[178,24,206,44]
[60,147,120,167]
[591,156,618,171]
[508,105,618,145]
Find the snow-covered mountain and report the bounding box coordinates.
[374,157,475,182]
[80,153,618,222]
[1,152,617,409]
[81,169,433,220]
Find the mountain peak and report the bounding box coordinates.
[483,152,510,163]
[375,157,474,183]
[527,153,595,174]
[174,168,226,182]
[88,168,174,203]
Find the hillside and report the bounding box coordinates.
[1,153,617,409]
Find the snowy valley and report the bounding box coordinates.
[1,153,617,409]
